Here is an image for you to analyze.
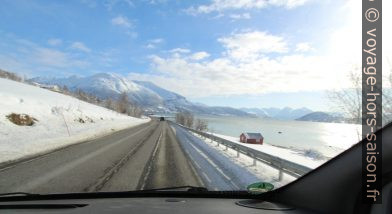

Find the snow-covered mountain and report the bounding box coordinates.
[30,73,163,107]
[30,73,252,117]
[240,107,313,120]
[296,112,345,123]
[239,108,269,117]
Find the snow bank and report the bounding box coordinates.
[208,133,327,169]
[0,78,150,164]
[185,131,296,188]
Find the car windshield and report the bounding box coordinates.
[0,0,390,195]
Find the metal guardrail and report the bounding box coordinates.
[171,122,312,180]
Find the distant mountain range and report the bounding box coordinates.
[240,107,313,120]
[29,73,251,117]
[29,73,346,121]
[240,107,346,123]
[295,112,345,123]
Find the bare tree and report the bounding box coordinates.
[328,69,362,124]
[117,92,129,114]
[175,111,195,127]
[184,112,194,128]
[195,119,208,132]
[105,98,114,110]
[134,106,144,118]
[62,85,70,95]
[328,65,392,127]
[128,105,144,118]
[0,69,23,82]
[175,112,186,125]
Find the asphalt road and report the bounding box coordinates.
[0,120,203,194]
[0,119,254,194]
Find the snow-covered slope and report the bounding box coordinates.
[0,78,150,164]
[31,73,163,107]
[133,80,185,101]
[31,73,253,116]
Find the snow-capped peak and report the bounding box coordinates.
[87,73,141,94]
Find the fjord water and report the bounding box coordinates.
[195,115,362,158]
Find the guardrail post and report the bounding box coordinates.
[253,157,256,166]
[236,149,240,158]
[278,170,283,181]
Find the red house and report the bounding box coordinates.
[240,132,264,144]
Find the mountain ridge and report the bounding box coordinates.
[30,73,253,117]
[296,112,345,123]
[240,107,313,120]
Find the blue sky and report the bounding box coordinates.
[0,0,376,111]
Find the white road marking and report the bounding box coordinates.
[193,160,201,169]
[184,151,206,187]
[230,181,240,189]
[188,142,232,182]
[202,172,212,183]
[170,126,176,135]
[140,131,163,190]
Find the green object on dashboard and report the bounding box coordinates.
[246,182,274,194]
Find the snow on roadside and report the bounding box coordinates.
[186,131,296,188]
[210,133,327,169]
[0,78,150,164]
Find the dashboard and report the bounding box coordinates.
[0,197,317,214]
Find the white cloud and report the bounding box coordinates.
[130,52,342,98]
[146,38,164,49]
[70,42,91,52]
[111,15,137,38]
[146,0,392,98]
[229,13,251,20]
[150,38,164,44]
[34,48,70,67]
[0,37,90,74]
[169,48,191,54]
[186,0,311,14]
[218,31,288,61]
[104,0,134,10]
[80,0,97,8]
[146,44,156,49]
[191,51,210,60]
[148,0,168,4]
[111,15,133,28]
[212,13,225,19]
[47,38,62,46]
[131,30,344,97]
[33,48,88,68]
[295,42,313,52]
[130,0,392,99]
